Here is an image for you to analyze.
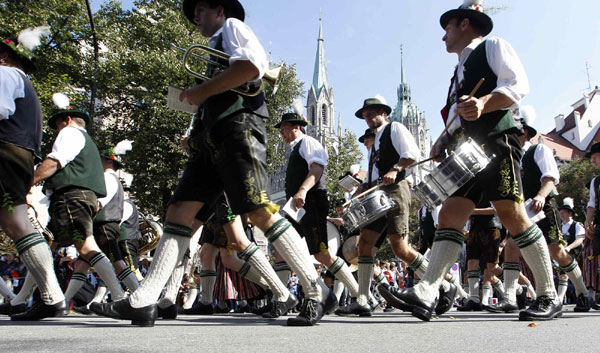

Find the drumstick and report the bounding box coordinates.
[342,184,381,208]
[432,78,485,148]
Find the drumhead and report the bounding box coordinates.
[342,235,359,266]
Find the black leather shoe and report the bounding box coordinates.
[322,289,339,315]
[157,304,178,319]
[11,300,68,321]
[486,298,519,313]
[574,293,591,312]
[333,301,372,317]
[518,296,562,321]
[262,293,298,318]
[383,306,395,313]
[516,285,528,310]
[592,300,600,311]
[182,302,214,315]
[0,302,28,316]
[377,283,414,312]
[251,302,272,316]
[90,299,157,327]
[72,305,93,315]
[287,299,324,326]
[457,299,483,311]
[435,283,457,315]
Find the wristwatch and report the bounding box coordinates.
[391,165,402,172]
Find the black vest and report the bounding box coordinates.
[284,138,326,199]
[563,221,578,245]
[470,200,499,230]
[375,123,405,182]
[201,34,269,127]
[419,207,435,238]
[456,41,520,143]
[94,171,124,223]
[594,176,600,225]
[0,69,42,161]
[122,199,141,241]
[521,145,557,201]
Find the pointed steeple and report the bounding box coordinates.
[400,45,406,85]
[312,15,329,98]
[397,45,411,103]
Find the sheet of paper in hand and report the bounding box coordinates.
[283,197,306,223]
[168,86,199,114]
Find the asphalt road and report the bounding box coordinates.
[1,304,599,353]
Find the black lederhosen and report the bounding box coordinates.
[48,187,99,247]
[288,188,329,255]
[198,195,232,248]
[452,132,523,204]
[535,198,565,246]
[466,227,502,264]
[119,238,140,270]
[0,142,34,207]
[93,221,123,262]
[170,112,271,215]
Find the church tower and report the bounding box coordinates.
[391,47,431,181]
[306,16,337,145]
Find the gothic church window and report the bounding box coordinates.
[322,104,328,125]
[311,106,316,125]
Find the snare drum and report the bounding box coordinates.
[413,138,491,209]
[342,190,397,233]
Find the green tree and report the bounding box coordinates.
[558,157,597,222]
[325,129,363,214]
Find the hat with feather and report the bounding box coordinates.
[48,93,90,129]
[101,140,133,170]
[275,99,309,128]
[0,26,50,73]
[440,0,493,37]
[182,0,245,25]
[519,105,537,138]
[558,197,576,215]
[355,95,392,119]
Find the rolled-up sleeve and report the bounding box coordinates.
[485,37,529,107]
[299,136,327,168]
[47,127,85,168]
[0,66,25,120]
[391,122,420,161]
[534,145,559,185]
[222,18,268,79]
[589,178,597,208]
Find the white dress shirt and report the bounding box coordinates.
[97,170,119,207]
[373,121,421,164]
[589,177,598,208]
[447,37,530,134]
[0,66,25,120]
[289,134,328,169]
[209,18,268,80]
[521,142,560,185]
[561,219,585,240]
[47,126,86,168]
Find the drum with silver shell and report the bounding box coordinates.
[342,190,397,233]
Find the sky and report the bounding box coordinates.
[92,0,600,152]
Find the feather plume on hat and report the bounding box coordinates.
[374,94,387,105]
[520,105,536,127]
[293,98,305,117]
[562,197,574,209]
[113,139,133,155]
[463,0,483,7]
[17,26,50,51]
[52,93,70,110]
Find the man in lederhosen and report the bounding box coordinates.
[0,32,67,320]
[385,1,562,321]
[559,198,585,264]
[276,112,358,311]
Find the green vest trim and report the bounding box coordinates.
[459,41,519,143]
[45,128,107,197]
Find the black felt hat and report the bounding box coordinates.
[274,112,308,128]
[0,38,37,73]
[100,148,124,170]
[48,108,90,130]
[182,0,245,24]
[558,197,575,215]
[586,142,600,158]
[440,1,493,37]
[521,119,537,138]
[358,128,375,143]
[355,97,392,119]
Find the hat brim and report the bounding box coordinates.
[0,41,37,73]
[355,104,392,119]
[48,110,90,129]
[558,206,575,214]
[358,133,375,143]
[440,9,493,37]
[101,155,124,170]
[524,125,537,138]
[274,119,308,128]
[183,0,245,25]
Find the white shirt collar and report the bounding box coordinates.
[562,219,574,227]
[459,37,483,63]
[289,134,305,149]
[374,121,390,134]
[522,141,532,152]
[209,27,224,47]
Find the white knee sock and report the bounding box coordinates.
[467,270,481,302]
[199,270,216,305]
[557,279,568,302]
[129,223,191,308]
[183,286,199,309]
[357,256,374,306]
[562,259,588,297]
[329,257,359,298]
[239,243,288,301]
[481,284,492,305]
[64,272,87,304]
[265,218,324,302]
[15,233,65,305]
[333,280,345,301]
[158,255,189,309]
[117,268,140,292]
[273,261,291,286]
[513,225,556,299]
[502,262,521,305]
[89,281,107,304]
[0,278,15,300]
[89,252,126,301]
[492,280,506,299]
[415,229,464,302]
[10,272,36,305]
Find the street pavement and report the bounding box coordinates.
[1,304,600,352]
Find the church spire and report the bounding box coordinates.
[400,44,406,85]
[312,14,329,97]
[397,44,410,102]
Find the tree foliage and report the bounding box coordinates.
[2,0,304,217]
[325,129,363,214]
[558,157,598,221]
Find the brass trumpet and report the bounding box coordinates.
[170,43,283,96]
